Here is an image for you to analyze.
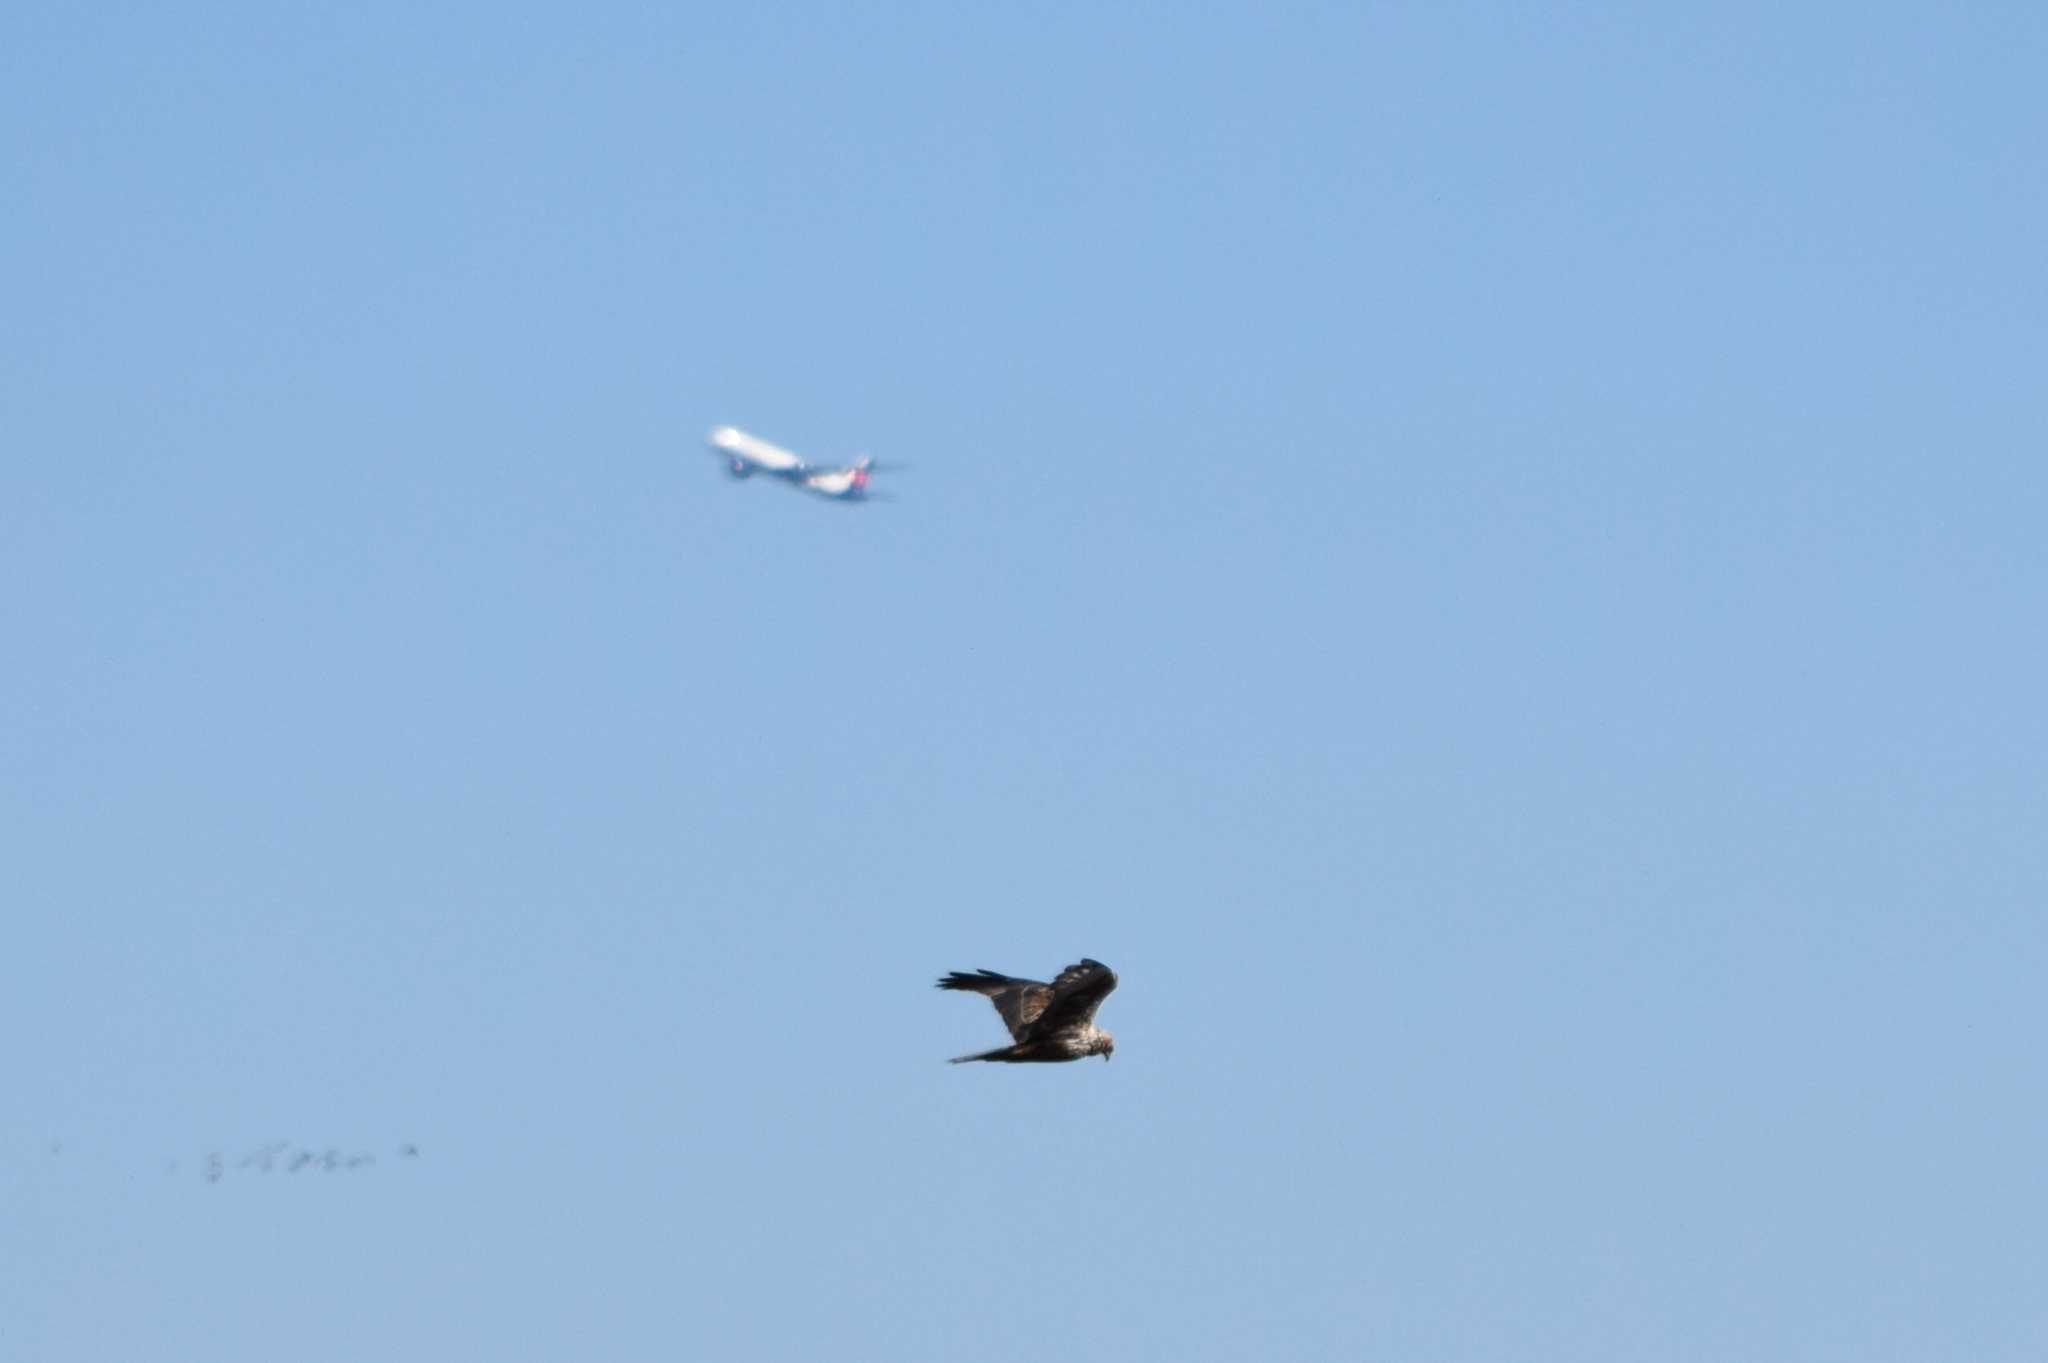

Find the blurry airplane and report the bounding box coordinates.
[706,426,895,502]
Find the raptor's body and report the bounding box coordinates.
[936,959,1118,1063]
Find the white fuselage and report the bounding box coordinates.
[707,426,871,501]
[708,425,805,474]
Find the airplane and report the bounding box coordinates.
[706,425,893,502]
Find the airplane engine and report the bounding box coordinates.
[726,460,751,479]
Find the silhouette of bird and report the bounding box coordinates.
[936,958,1118,1063]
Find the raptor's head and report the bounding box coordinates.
[1095,1031,1115,1062]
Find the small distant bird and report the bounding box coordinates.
[936,958,1118,1063]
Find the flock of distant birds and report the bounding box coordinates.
[33,957,1120,1186]
[187,1141,422,1182]
[47,1139,421,1182]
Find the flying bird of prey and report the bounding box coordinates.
[936,958,1118,1063]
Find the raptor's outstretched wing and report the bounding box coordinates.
[935,969,1052,1042]
[1023,959,1118,1041]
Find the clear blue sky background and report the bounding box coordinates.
[6,4,2044,1359]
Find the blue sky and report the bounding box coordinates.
[5,4,2045,1359]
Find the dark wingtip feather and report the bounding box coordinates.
[937,968,1015,991]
